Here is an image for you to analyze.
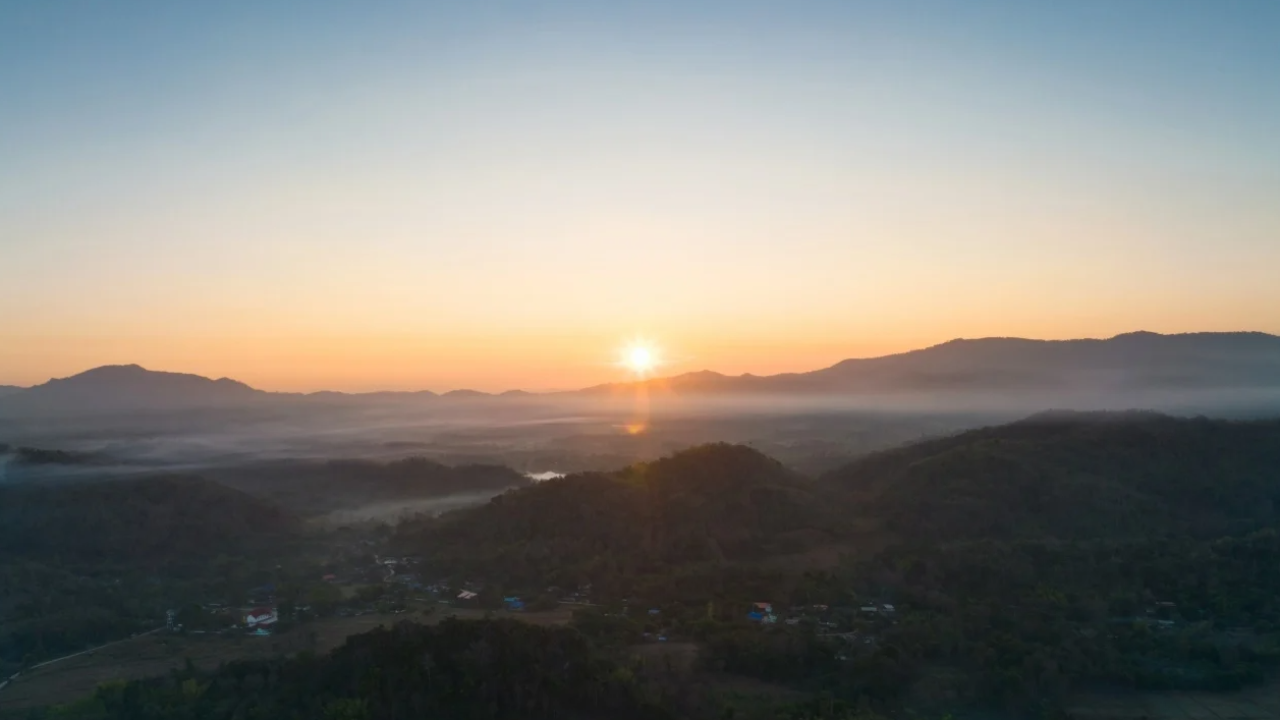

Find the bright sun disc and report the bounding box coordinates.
[626,345,655,373]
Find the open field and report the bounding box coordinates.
[0,608,573,713]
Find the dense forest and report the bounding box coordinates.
[13,412,1280,718]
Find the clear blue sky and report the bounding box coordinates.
[2,1,1278,391]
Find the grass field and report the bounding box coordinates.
[0,607,573,713]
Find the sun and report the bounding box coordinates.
[623,343,657,374]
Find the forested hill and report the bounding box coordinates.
[0,475,294,566]
[398,414,1280,585]
[820,411,1280,542]
[395,443,835,586]
[208,457,529,516]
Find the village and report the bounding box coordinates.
[158,537,908,662]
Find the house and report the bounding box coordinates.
[881,604,895,614]
[860,606,879,613]
[322,574,337,582]
[244,607,278,629]
[753,602,773,614]
[456,590,478,600]
[504,597,525,611]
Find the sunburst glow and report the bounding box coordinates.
[620,341,660,375]
[627,345,655,373]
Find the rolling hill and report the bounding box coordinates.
[395,443,833,586]
[819,411,1280,542]
[397,413,1280,586]
[0,474,294,565]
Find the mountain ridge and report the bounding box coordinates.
[3,331,1279,414]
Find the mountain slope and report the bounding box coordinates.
[820,411,1280,542]
[0,385,23,399]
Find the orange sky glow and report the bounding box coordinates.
[3,4,1278,392]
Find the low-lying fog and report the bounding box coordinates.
[315,491,509,526]
[4,387,1279,487]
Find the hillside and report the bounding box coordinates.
[0,475,294,566]
[208,457,530,516]
[395,443,833,586]
[821,412,1280,542]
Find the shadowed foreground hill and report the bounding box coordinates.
[820,411,1280,542]
[0,475,294,566]
[396,443,835,585]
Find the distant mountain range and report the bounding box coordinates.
[2,331,1279,416]
[586,331,1280,396]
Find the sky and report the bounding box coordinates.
[2,1,1278,392]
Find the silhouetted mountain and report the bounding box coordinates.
[820,411,1280,542]
[440,388,492,399]
[0,364,262,415]
[0,385,22,399]
[580,331,1280,397]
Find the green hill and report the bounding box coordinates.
[396,443,832,586]
[0,475,294,566]
[820,412,1280,542]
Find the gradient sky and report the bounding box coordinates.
[3,1,1278,392]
